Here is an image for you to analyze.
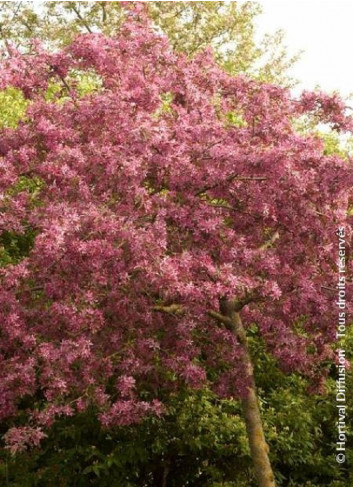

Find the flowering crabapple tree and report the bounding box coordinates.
[0,8,352,486]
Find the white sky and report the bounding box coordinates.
[255,0,353,97]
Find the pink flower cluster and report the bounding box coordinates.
[4,427,47,455]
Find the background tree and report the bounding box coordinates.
[0,1,299,85]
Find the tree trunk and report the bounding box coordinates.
[224,304,276,487]
[161,462,169,487]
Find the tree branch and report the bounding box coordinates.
[195,175,267,197]
[153,304,184,315]
[71,5,93,33]
[207,310,235,330]
[259,231,279,251]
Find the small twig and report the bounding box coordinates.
[71,4,93,33]
[321,285,336,293]
[315,210,329,218]
[195,174,267,197]
[101,2,107,23]
[259,231,279,251]
[232,176,267,181]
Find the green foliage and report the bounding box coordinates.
[44,71,102,103]
[0,176,42,266]
[1,332,351,487]
[0,397,248,487]
[0,229,35,266]
[0,87,28,128]
[293,106,353,159]
[75,71,103,97]
[251,332,353,487]
[319,131,353,159]
[225,110,247,128]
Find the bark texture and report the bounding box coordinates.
[221,301,276,487]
